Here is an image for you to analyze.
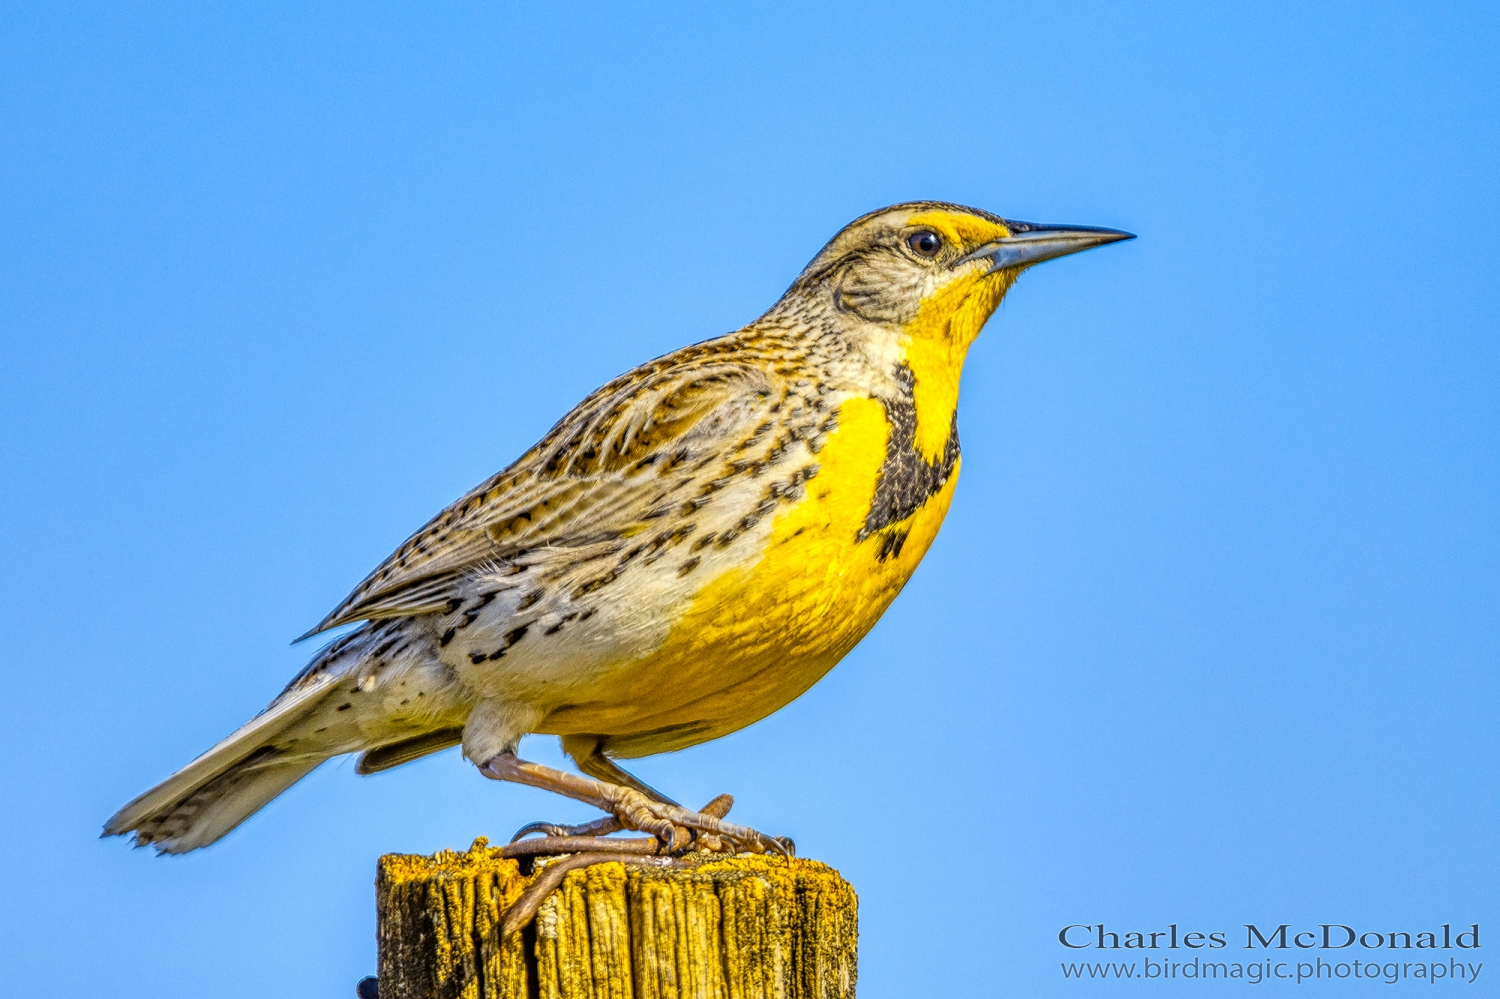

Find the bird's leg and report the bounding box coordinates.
[572,739,681,806]
[480,751,788,856]
[568,747,757,853]
[510,738,683,842]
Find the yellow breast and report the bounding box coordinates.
[542,394,959,755]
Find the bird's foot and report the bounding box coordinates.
[505,792,792,857]
[605,789,793,856]
[492,793,791,938]
[477,752,794,935]
[480,751,794,856]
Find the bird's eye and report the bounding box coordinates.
[907,230,943,258]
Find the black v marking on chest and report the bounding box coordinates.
[857,364,960,556]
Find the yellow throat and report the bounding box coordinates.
[898,208,1018,461]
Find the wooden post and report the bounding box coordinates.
[373,838,858,999]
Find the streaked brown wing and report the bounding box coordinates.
[300,350,779,638]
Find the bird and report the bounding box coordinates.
[105,201,1132,857]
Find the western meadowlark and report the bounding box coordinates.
[106,202,1132,865]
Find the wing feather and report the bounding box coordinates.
[301,348,780,638]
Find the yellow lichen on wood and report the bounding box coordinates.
[377,838,531,999]
[376,841,857,999]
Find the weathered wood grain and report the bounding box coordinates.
[375,839,857,999]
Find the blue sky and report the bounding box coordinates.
[2,3,1496,996]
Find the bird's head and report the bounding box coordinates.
[783,200,1133,348]
[774,201,1133,461]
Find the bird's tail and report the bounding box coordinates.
[104,621,466,854]
[102,670,344,854]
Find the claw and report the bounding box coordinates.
[510,821,568,842]
[510,814,624,843]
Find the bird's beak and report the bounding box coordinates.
[961,221,1135,273]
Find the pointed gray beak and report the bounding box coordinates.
[961,220,1135,272]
